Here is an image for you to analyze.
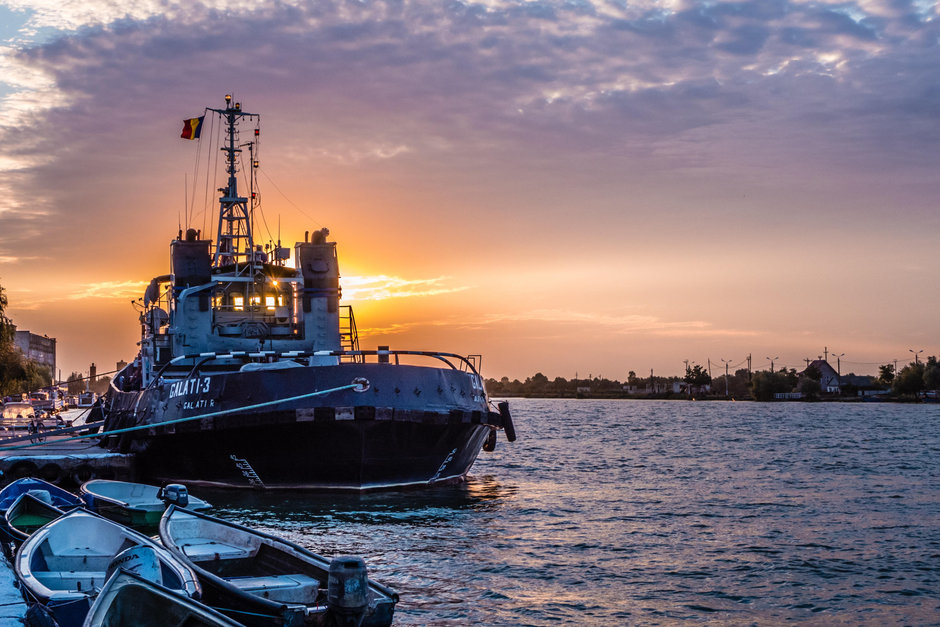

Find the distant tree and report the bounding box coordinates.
[893,362,925,397]
[803,365,822,382]
[91,375,111,396]
[0,283,13,345]
[684,364,711,387]
[66,371,85,395]
[750,370,793,402]
[797,377,822,401]
[627,371,637,385]
[0,283,53,397]
[878,364,895,384]
[923,360,940,391]
[526,372,549,392]
[713,368,751,398]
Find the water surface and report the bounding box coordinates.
[204,399,940,625]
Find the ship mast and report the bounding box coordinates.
[209,94,259,270]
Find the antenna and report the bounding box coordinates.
[207,95,260,269]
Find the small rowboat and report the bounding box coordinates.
[0,478,82,559]
[14,508,200,627]
[160,505,398,627]
[4,491,64,546]
[80,479,210,531]
[84,568,243,627]
[0,477,82,513]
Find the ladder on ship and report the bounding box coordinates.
[339,306,362,363]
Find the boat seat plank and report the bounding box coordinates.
[227,574,320,603]
[35,570,108,592]
[43,553,116,572]
[181,539,253,561]
[56,547,115,557]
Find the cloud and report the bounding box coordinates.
[1,1,939,312]
[11,279,148,309]
[476,308,760,339]
[342,275,469,301]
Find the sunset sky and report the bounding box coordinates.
[1,0,938,382]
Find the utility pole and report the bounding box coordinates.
[767,356,778,373]
[832,351,844,395]
[910,348,923,365]
[824,346,828,362]
[720,358,732,397]
[747,353,752,380]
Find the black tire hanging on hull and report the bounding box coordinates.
[483,428,497,452]
[498,401,516,442]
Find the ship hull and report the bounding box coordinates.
[104,363,502,490]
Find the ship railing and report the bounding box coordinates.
[338,306,361,362]
[151,348,484,383]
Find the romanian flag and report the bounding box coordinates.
[180,116,204,140]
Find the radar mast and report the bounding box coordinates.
[209,94,259,269]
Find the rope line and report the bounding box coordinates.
[0,382,360,453]
[207,605,285,619]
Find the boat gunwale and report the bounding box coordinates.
[159,505,400,609]
[15,507,201,603]
[5,492,64,542]
[80,479,210,514]
[84,568,243,627]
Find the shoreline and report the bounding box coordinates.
[489,393,926,403]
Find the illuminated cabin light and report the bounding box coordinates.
[233,295,244,311]
[250,295,261,307]
[265,296,276,310]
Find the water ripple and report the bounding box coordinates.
[202,399,940,625]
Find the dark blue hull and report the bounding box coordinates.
[104,363,505,490]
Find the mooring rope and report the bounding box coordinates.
[0,382,363,453]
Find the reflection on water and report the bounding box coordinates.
[202,475,513,527]
[191,400,939,625]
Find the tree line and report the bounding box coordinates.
[0,284,53,398]
[486,359,940,401]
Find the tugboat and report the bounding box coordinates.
[100,96,514,490]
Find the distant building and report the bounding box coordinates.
[805,359,840,392]
[13,329,56,376]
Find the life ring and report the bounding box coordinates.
[70,464,97,487]
[8,461,38,480]
[39,463,64,485]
